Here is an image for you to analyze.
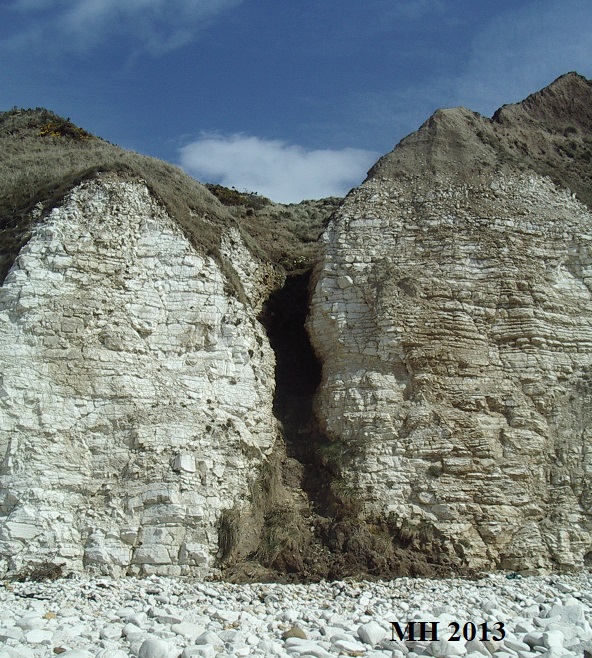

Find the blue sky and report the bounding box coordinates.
[1,0,591,202]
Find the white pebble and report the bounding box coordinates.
[99,624,123,640]
[195,631,223,648]
[427,638,467,656]
[171,621,205,640]
[543,630,565,651]
[24,629,53,645]
[358,621,387,646]
[138,637,180,658]
[182,647,215,658]
[15,616,44,631]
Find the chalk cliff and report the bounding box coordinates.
[0,176,278,576]
[308,72,592,571]
[1,73,591,578]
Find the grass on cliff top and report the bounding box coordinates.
[0,108,339,288]
[205,182,340,270]
[0,108,234,286]
[237,197,340,271]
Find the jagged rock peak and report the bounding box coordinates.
[493,71,592,129]
[368,71,592,208]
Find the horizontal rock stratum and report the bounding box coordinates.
[0,73,591,578]
[0,177,277,576]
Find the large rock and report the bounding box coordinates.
[0,177,277,576]
[307,73,592,571]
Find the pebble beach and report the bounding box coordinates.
[1,572,591,658]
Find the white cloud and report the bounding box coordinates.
[5,0,242,53]
[179,133,379,203]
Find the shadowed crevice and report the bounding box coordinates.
[258,269,332,516]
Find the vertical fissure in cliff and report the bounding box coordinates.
[256,273,452,580]
[258,269,331,513]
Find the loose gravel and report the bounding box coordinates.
[0,572,591,658]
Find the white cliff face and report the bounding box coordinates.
[308,172,592,571]
[0,177,276,577]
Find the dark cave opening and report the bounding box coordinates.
[258,269,331,514]
[261,270,320,434]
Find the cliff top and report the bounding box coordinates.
[0,108,338,287]
[2,72,590,285]
[367,72,592,208]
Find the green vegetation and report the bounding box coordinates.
[0,107,340,289]
[206,183,270,210]
[206,182,341,271]
[38,118,94,140]
[237,197,339,271]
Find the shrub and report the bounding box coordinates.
[10,561,64,582]
[206,184,270,210]
[38,119,94,140]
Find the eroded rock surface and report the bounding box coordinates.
[0,177,277,576]
[308,74,592,572]
[1,74,592,579]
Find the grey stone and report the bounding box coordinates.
[15,616,44,631]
